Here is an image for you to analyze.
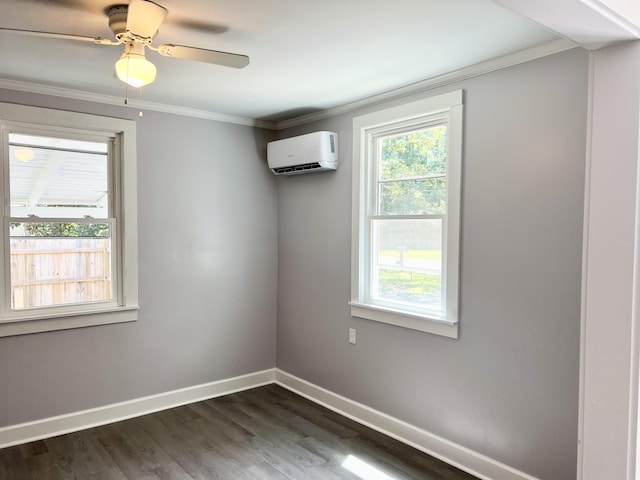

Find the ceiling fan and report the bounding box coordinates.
[0,0,250,88]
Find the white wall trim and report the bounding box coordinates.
[627,56,640,480]
[493,0,640,50]
[576,49,596,480]
[0,368,276,449]
[577,42,640,479]
[1,367,540,479]
[274,38,577,130]
[574,0,640,37]
[0,79,277,130]
[275,369,539,480]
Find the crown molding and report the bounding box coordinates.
[0,79,277,130]
[0,38,575,132]
[274,38,578,130]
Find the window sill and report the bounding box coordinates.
[349,301,458,339]
[0,306,139,337]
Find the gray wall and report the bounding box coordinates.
[0,47,588,480]
[0,91,278,426]
[275,48,588,480]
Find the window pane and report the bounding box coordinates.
[379,177,446,215]
[379,125,447,181]
[9,133,109,219]
[371,218,443,312]
[10,222,112,310]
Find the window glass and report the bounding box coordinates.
[377,126,447,216]
[372,213,443,314]
[9,222,113,309]
[372,125,447,313]
[378,178,446,215]
[9,133,109,219]
[379,126,447,180]
[8,132,114,312]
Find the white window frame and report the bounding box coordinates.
[350,90,463,338]
[0,103,138,337]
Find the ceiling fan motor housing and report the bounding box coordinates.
[108,5,129,40]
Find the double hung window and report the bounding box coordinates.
[0,103,138,337]
[350,91,463,338]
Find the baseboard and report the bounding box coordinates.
[0,368,276,449]
[275,369,538,480]
[1,367,539,480]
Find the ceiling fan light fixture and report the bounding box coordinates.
[13,148,34,163]
[115,43,156,88]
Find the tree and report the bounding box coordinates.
[379,126,447,215]
[10,222,109,237]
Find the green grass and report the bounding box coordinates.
[378,268,441,302]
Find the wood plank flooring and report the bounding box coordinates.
[0,384,478,479]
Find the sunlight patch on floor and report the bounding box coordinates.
[342,454,398,480]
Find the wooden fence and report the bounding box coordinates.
[10,237,111,309]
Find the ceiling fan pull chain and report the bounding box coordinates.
[138,89,143,118]
[123,84,133,121]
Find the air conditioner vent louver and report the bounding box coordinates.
[273,162,323,175]
[267,131,338,176]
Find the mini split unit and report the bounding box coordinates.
[267,131,338,175]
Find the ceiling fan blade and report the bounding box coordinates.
[126,0,168,39]
[169,17,229,35]
[20,0,91,10]
[0,28,116,45]
[157,44,250,68]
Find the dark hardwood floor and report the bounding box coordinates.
[0,384,478,479]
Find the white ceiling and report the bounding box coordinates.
[0,0,562,124]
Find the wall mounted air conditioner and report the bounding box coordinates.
[267,131,338,175]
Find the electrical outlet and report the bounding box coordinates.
[349,328,356,345]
